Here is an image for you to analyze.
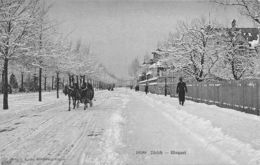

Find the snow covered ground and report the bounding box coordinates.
[0,89,260,165]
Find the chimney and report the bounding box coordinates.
[231,19,236,30]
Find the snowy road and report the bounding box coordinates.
[0,89,260,165]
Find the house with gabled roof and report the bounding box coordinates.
[229,19,260,52]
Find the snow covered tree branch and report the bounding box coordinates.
[218,27,257,80]
[213,0,260,25]
[165,18,223,82]
[0,0,58,108]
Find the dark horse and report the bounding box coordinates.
[63,82,94,111]
[80,82,94,110]
[63,83,81,111]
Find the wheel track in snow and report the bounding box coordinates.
[42,94,116,165]
[1,108,78,158]
[1,105,102,160]
[0,90,125,164]
[5,92,55,102]
[57,116,97,165]
[21,110,93,164]
[0,98,67,126]
[0,102,69,154]
[40,111,97,165]
[60,93,125,165]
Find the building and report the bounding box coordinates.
[229,19,260,51]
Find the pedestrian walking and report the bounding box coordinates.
[176,77,187,106]
[145,83,149,94]
[135,85,139,91]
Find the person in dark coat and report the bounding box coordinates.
[87,82,94,100]
[145,83,148,94]
[176,77,187,106]
[135,85,139,91]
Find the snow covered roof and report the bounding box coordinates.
[148,60,169,69]
[248,34,260,49]
[149,63,157,69]
[148,77,159,81]
[146,71,152,75]
[152,50,165,56]
[230,28,260,48]
[156,61,168,68]
[238,28,259,42]
[151,49,170,62]
[138,77,158,84]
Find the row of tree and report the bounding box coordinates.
[0,0,118,110]
[0,72,64,93]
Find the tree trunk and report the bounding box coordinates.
[76,75,79,85]
[68,75,71,111]
[2,69,4,93]
[3,58,9,110]
[83,75,85,83]
[80,76,82,86]
[52,76,54,90]
[44,76,47,91]
[21,72,24,92]
[33,73,37,92]
[39,68,42,102]
[57,72,59,99]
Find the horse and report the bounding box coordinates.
[63,83,81,111]
[80,82,94,110]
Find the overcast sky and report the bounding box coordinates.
[50,0,252,78]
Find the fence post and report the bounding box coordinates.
[190,83,193,101]
[206,82,209,104]
[199,83,202,103]
[165,77,167,96]
[213,83,216,104]
[231,80,234,110]
[242,79,245,113]
[196,83,199,102]
[219,82,223,107]
[256,80,259,116]
[196,83,198,102]
[251,80,255,114]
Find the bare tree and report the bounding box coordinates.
[31,1,55,102]
[218,21,257,80]
[214,0,260,25]
[168,18,222,81]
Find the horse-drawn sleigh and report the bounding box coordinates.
[63,82,94,111]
